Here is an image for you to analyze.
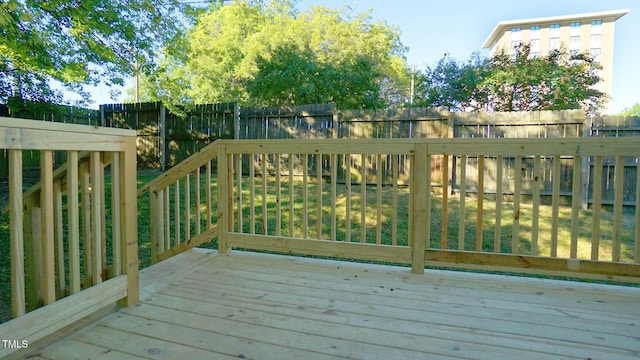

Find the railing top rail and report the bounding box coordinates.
[0,116,136,151]
[218,137,640,156]
[138,141,220,195]
[0,116,135,137]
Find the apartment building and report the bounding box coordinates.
[482,9,629,109]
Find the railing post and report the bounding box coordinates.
[217,143,232,254]
[411,143,430,274]
[119,137,139,307]
[9,149,25,317]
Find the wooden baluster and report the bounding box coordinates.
[41,150,56,304]
[345,154,352,242]
[360,154,367,243]
[458,155,467,251]
[612,156,624,262]
[494,156,503,253]
[512,156,522,254]
[570,155,582,259]
[9,149,25,317]
[316,154,322,239]
[111,154,121,277]
[67,151,80,293]
[275,154,282,236]
[476,155,485,251]
[550,155,561,257]
[591,156,603,260]
[531,155,541,256]
[90,151,103,285]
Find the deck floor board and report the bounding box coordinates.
[15,249,640,360]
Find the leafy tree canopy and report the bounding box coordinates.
[618,103,640,116]
[137,0,411,109]
[0,0,200,105]
[414,44,606,114]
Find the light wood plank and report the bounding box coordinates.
[90,151,104,285]
[206,160,213,229]
[494,155,503,253]
[458,155,467,251]
[67,151,80,294]
[591,156,603,260]
[345,153,352,243]
[330,154,337,240]
[411,145,429,274]
[570,155,582,259]
[441,154,449,249]
[512,155,522,254]
[110,154,121,276]
[262,153,268,235]
[636,160,640,263]
[195,166,201,236]
[184,173,191,241]
[53,180,65,297]
[303,154,309,238]
[40,150,56,304]
[175,180,181,244]
[275,153,282,236]
[316,154,322,239]
[360,154,367,243]
[392,154,399,246]
[9,149,25,317]
[476,155,484,251]
[288,154,294,237]
[550,155,561,257]
[376,154,382,245]
[531,155,541,256]
[612,155,624,262]
[0,276,127,359]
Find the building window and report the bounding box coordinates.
[511,40,521,52]
[570,49,580,56]
[550,23,560,37]
[530,38,540,50]
[591,19,602,34]
[590,47,601,63]
[549,37,560,50]
[570,36,580,43]
[591,33,602,45]
[530,25,541,39]
[511,27,521,41]
[570,21,581,28]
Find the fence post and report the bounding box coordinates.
[159,102,167,171]
[234,102,240,140]
[411,143,429,274]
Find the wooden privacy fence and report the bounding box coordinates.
[139,137,640,283]
[0,117,138,358]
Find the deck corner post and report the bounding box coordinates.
[411,143,430,274]
[217,143,232,254]
[120,138,139,307]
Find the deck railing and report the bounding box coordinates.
[0,117,138,358]
[143,137,640,283]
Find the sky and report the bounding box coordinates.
[89,0,638,114]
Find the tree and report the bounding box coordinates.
[618,103,640,116]
[138,0,410,109]
[0,0,200,104]
[415,44,606,114]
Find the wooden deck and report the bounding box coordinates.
[14,249,640,360]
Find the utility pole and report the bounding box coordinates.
[410,65,415,105]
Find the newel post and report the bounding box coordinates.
[120,136,139,306]
[217,143,232,254]
[411,143,430,274]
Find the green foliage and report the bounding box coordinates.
[415,44,606,114]
[0,0,202,104]
[139,0,410,109]
[618,103,640,116]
